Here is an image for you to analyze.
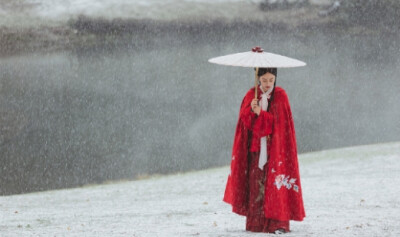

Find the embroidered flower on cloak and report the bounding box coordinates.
[274,174,298,191]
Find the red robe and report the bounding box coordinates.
[223,86,305,222]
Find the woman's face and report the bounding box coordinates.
[259,72,275,92]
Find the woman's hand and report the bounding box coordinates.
[251,98,261,116]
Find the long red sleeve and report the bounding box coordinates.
[252,110,274,137]
[239,95,256,130]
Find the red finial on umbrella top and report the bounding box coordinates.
[251,46,264,53]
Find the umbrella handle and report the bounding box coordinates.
[255,67,259,99]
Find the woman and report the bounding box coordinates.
[223,68,305,234]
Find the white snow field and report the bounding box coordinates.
[1,142,399,236]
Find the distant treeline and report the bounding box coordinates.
[258,0,400,32]
[340,0,400,32]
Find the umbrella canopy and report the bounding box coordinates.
[208,47,306,68]
[208,47,306,99]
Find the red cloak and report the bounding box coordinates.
[223,86,305,221]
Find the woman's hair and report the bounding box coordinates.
[256,67,278,77]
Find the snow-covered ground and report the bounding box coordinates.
[0,0,332,28]
[1,142,399,236]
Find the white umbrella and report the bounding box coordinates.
[208,46,306,98]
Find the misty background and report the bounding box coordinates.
[1,0,399,195]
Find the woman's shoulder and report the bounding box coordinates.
[274,86,286,94]
[273,87,289,102]
[274,87,287,96]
